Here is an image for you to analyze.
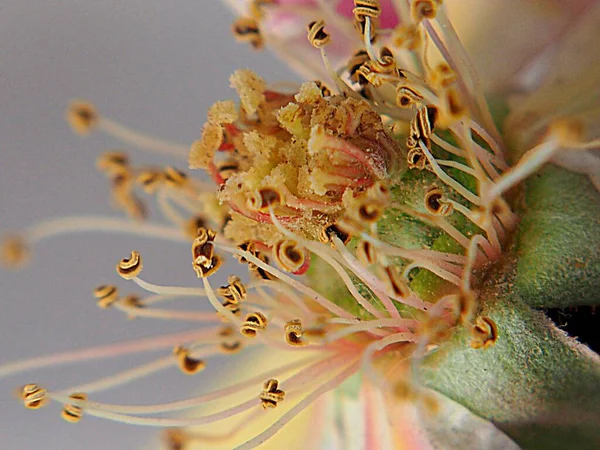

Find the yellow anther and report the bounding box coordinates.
[411,0,440,23]
[219,326,243,354]
[273,240,306,273]
[1,234,30,268]
[93,285,119,309]
[319,223,352,245]
[247,187,283,211]
[96,151,129,175]
[66,100,98,135]
[232,17,264,50]
[284,319,306,347]
[20,384,48,410]
[240,312,268,338]
[384,265,410,298]
[424,187,453,216]
[396,85,424,108]
[164,166,188,188]
[61,393,87,423]
[217,275,247,304]
[116,250,143,280]
[183,215,207,241]
[173,346,206,375]
[353,0,381,22]
[259,379,285,409]
[307,20,330,48]
[191,228,221,278]
[470,316,499,349]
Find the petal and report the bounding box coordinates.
[445,0,595,92]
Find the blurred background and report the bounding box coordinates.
[0,1,295,448]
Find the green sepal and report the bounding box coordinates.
[419,262,600,450]
[514,165,600,308]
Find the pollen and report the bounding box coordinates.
[229,69,266,116]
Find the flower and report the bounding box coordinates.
[2,1,600,449]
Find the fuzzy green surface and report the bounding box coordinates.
[419,259,600,450]
[514,165,600,308]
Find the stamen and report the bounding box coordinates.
[173,346,206,375]
[267,208,385,318]
[419,141,482,205]
[132,276,205,297]
[259,378,285,409]
[18,216,187,249]
[1,234,31,268]
[20,384,48,410]
[234,361,360,450]
[0,329,215,380]
[284,319,306,347]
[470,316,498,349]
[61,393,87,423]
[93,285,120,309]
[215,241,355,319]
[331,237,402,317]
[240,312,269,338]
[116,250,143,280]
[325,318,416,344]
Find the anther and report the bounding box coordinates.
[184,215,207,241]
[353,0,381,22]
[191,227,217,272]
[247,187,283,211]
[273,240,306,273]
[240,312,268,338]
[93,285,119,309]
[219,326,243,354]
[284,319,306,347]
[163,429,188,450]
[357,240,378,265]
[61,393,87,423]
[259,379,285,409]
[215,159,240,183]
[164,166,188,188]
[470,316,498,349]
[424,187,453,216]
[217,275,247,304]
[232,17,264,50]
[249,252,279,281]
[320,223,352,245]
[96,151,129,175]
[20,384,48,410]
[384,265,410,298]
[136,170,164,193]
[67,100,98,135]
[307,20,331,48]
[347,49,370,85]
[173,346,206,375]
[1,234,30,268]
[407,147,427,170]
[411,0,439,23]
[313,80,332,98]
[116,250,143,280]
[396,85,424,108]
[357,201,384,224]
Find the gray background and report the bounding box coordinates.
[0,2,294,449]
